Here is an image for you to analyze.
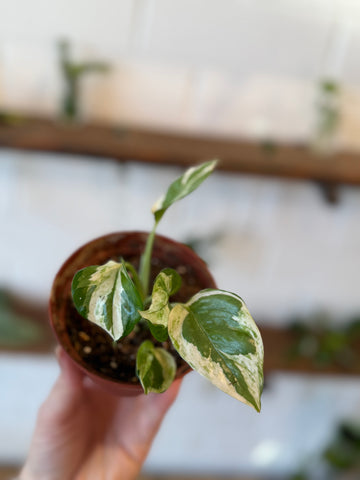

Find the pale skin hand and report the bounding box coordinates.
[20,347,182,480]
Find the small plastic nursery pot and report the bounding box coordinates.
[49,231,216,396]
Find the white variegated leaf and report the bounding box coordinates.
[151,159,217,223]
[139,268,181,327]
[168,289,264,411]
[136,340,176,394]
[71,260,143,341]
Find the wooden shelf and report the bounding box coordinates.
[2,292,359,377]
[261,325,360,377]
[0,291,54,355]
[1,116,360,184]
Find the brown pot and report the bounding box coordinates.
[49,231,216,396]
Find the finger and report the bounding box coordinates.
[146,377,183,413]
[139,378,183,436]
[117,378,183,464]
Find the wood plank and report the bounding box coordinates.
[2,292,360,376]
[261,325,360,376]
[2,292,360,377]
[0,116,360,184]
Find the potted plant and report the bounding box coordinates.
[49,160,264,411]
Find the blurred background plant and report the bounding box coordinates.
[0,289,44,348]
[58,39,110,122]
[288,312,360,371]
[290,420,360,479]
[312,79,341,156]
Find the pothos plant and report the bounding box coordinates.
[71,160,264,411]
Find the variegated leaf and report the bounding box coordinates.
[139,269,181,342]
[71,260,143,341]
[151,159,217,223]
[136,340,176,394]
[168,289,264,411]
[140,268,181,326]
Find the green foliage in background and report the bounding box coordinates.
[290,421,360,479]
[0,290,43,347]
[288,311,360,370]
[59,40,110,121]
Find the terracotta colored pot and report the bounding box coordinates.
[49,231,216,396]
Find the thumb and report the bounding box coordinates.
[119,378,183,463]
[144,378,182,434]
[145,377,182,417]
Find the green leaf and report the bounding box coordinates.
[151,160,218,223]
[124,261,145,301]
[71,260,143,341]
[148,323,169,342]
[136,340,176,394]
[168,289,264,411]
[139,268,181,334]
[140,160,217,297]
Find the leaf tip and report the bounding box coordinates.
[208,158,219,169]
[254,399,262,413]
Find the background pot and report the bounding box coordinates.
[49,231,216,396]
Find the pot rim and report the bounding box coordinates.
[49,231,216,395]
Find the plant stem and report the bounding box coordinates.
[124,261,145,301]
[139,221,158,297]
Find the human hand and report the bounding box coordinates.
[19,346,181,480]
